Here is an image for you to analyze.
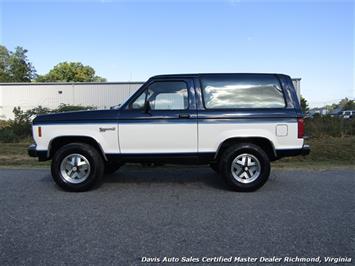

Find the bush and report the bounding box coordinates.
[0,127,19,143]
[53,103,95,113]
[305,116,355,138]
[0,120,12,129]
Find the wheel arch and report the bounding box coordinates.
[215,137,277,161]
[48,136,108,161]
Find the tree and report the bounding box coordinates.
[301,96,309,114]
[0,46,11,81]
[343,99,355,110]
[328,98,355,111]
[36,62,106,82]
[0,45,36,82]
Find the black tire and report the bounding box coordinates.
[104,161,124,175]
[219,143,270,192]
[51,143,105,192]
[210,163,219,173]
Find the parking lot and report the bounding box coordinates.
[0,166,354,265]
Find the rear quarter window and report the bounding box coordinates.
[201,75,286,109]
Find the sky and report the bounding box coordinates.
[0,0,354,107]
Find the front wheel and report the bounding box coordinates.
[51,143,104,192]
[219,143,270,192]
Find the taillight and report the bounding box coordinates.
[297,118,304,138]
[38,127,42,137]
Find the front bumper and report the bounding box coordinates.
[28,144,48,161]
[276,144,311,159]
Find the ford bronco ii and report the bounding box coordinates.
[28,73,310,192]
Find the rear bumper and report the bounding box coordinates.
[28,144,48,161]
[28,144,37,157]
[301,144,311,156]
[276,144,310,159]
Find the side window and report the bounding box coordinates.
[130,81,188,110]
[130,91,146,109]
[201,75,286,109]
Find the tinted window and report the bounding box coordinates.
[130,81,188,110]
[201,75,285,109]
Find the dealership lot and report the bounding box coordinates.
[0,166,354,265]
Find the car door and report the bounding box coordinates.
[119,79,197,154]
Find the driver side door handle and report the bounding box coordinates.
[178,113,190,119]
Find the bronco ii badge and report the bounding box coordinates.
[99,127,115,132]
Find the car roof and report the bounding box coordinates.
[150,73,288,79]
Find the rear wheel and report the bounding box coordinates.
[219,143,270,192]
[51,143,104,192]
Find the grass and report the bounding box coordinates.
[0,143,49,168]
[0,137,354,169]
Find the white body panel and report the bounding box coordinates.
[33,124,119,154]
[33,120,303,156]
[198,121,303,152]
[119,123,198,153]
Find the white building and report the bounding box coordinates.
[0,82,143,119]
[0,79,301,120]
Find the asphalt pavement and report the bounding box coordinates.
[0,166,354,265]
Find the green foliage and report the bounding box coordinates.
[0,46,11,81]
[300,96,309,114]
[0,128,19,143]
[11,107,33,138]
[53,103,96,113]
[323,98,355,112]
[0,45,36,82]
[0,120,12,129]
[0,45,105,83]
[305,116,355,138]
[343,99,355,110]
[0,105,96,143]
[36,62,106,82]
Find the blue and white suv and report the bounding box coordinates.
[28,73,310,192]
